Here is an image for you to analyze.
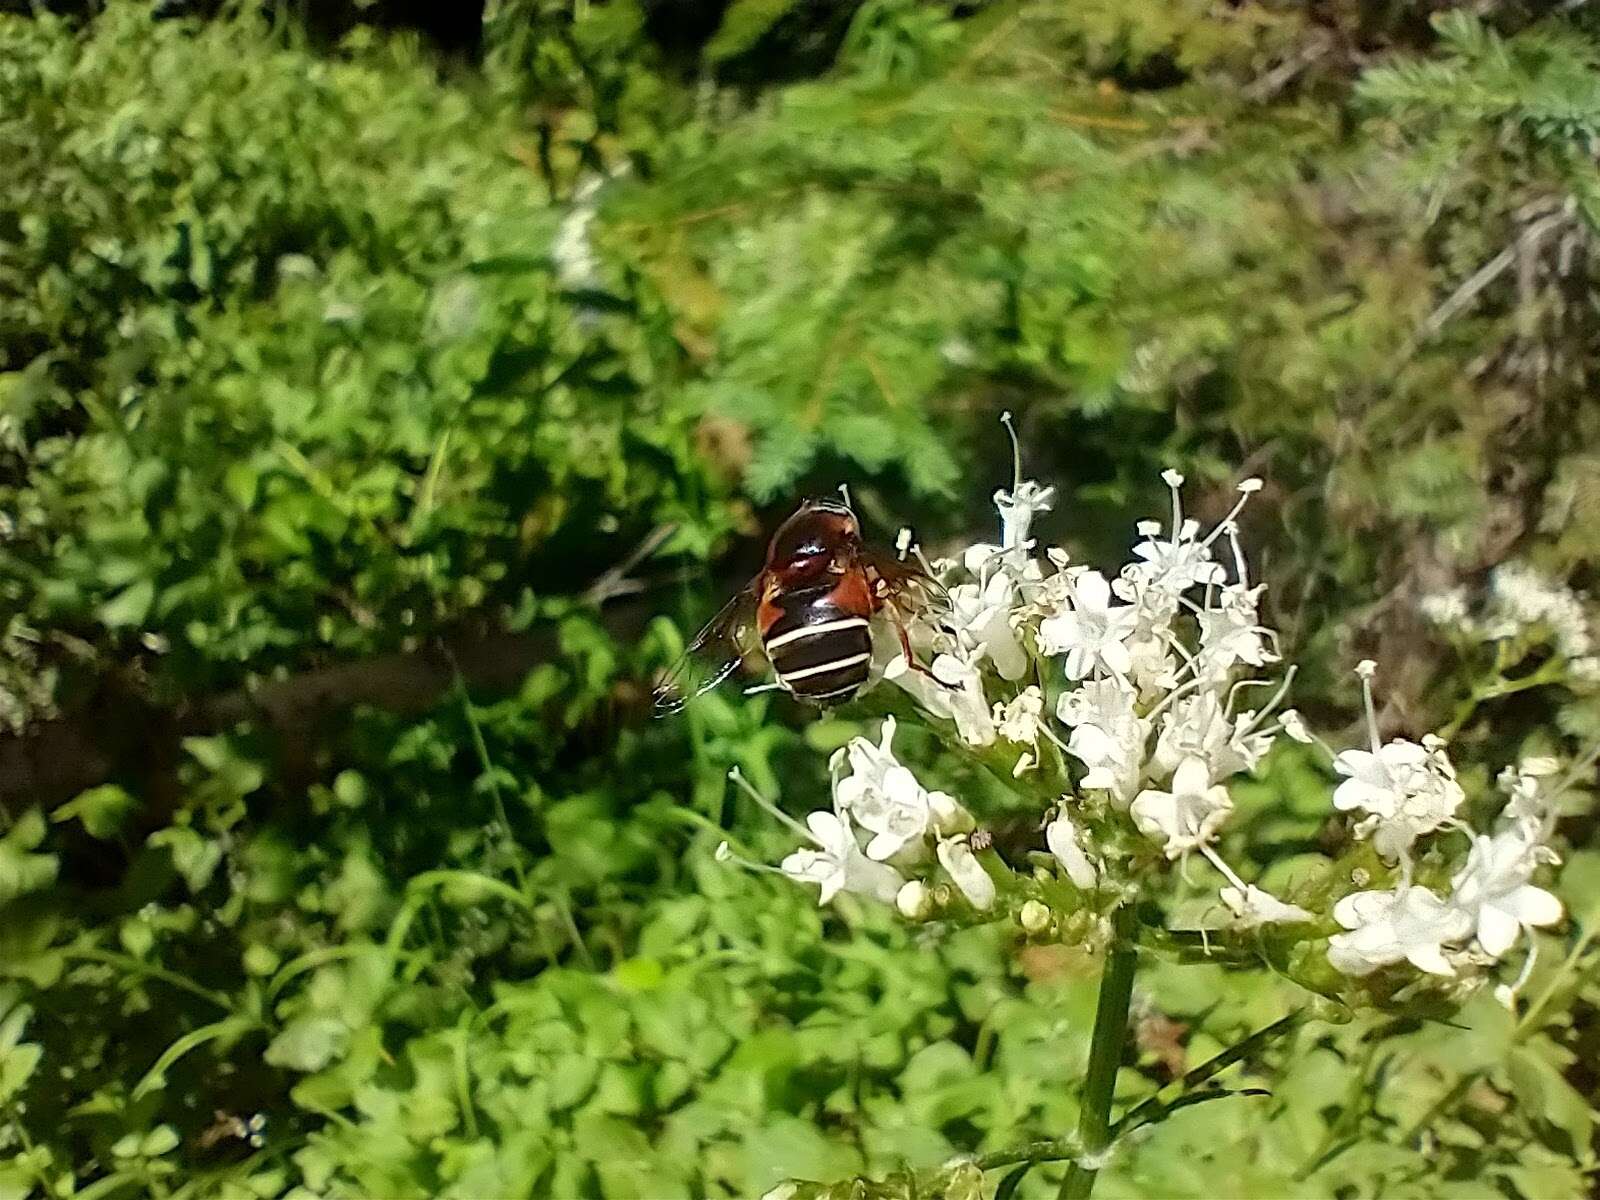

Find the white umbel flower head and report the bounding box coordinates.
[1333,665,1463,860]
[1487,562,1592,657]
[959,414,1055,585]
[946,573,1030,680]
[931,653,999,746]
[1449,828,1563,959]
[1152,691,1274,783]
[1418,587,1470,627]
[884,652,998,747]
[1498,756,1561,828]
[994,686,1046,746]
[1333,738,1464,860]
[1123,470,1230,595]
[1058,678,1149,804]
[780,811,904,907]
[1038,570,1139,680]
[1130,756,1233,858]
[995,477,1055,555]
[1194,583,1277,679]
[834,718,972,860]
[1326,886,1473,976]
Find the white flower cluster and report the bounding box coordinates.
[1326,689,1564,986]
[1420,561,1599,681]
[719,718,994,916]
[883,460,1309,927]
[721,433,1568,998]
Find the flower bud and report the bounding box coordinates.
[937,837,996,911]
[896,880,934,921]
[1279,709,1313,744]
[1019,899,1051,934]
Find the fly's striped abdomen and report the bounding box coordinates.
[764,589,872,705]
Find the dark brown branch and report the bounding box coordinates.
[0,596,657,818]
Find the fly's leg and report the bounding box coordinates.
[893,617,955,689]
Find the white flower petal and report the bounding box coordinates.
[1504,884,1563,929]
[1475,904,1521,959]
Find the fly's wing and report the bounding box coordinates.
[652,582,762,716]
[860,545,948,615]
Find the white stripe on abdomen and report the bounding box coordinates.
[764,616,869,652]
[777,651,872,683]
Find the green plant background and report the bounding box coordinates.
[2,2,1598,1197]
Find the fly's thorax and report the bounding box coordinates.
[766,501,861,569]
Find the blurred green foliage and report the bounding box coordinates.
[2,1,1600,1197]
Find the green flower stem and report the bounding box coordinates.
[1058,902,1140,1200]
[1113,1008,1306,1141]
[64,947,235,1013]
[976,1137,1078,1170]
[1438,656,1564,739]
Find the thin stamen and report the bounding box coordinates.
[1225,521,1249,587]
[1143,672,1207,722]
[1200,842,1248,892]
[1158,629,1201,674]
[1037,721,1072,754]
[1001,410,1022,495]
[1358,668,1382,754]
[714,841,792,878]
[1233,666,1298,734]
[728,766,816,845]
[1198,491,1256,552]
[1508,936,1539,998]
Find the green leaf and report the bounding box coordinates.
[742,1116,863,1195]
[97,579,154,628]
[264,1016,349,1074]
[1557,849,1600,926]
[1506,1045,1596,1155]
[611,956,664,993]
[0,811,57,905]
[141,1126,180,1157]
[0,994,40,1104]
[147,827,223,893]
[705,0,799,62]
[53,784,136,839]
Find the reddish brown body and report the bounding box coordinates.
[754,500,881,703]
[653,496,933,713]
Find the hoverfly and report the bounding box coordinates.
[652,495,943,714]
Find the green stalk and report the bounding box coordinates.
[1058,903,1140,1199]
